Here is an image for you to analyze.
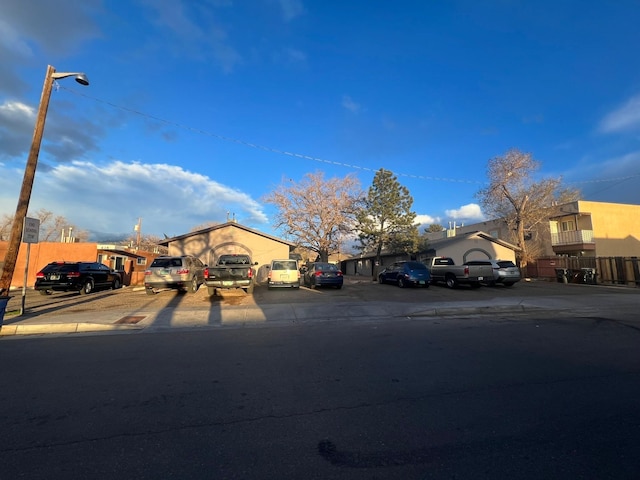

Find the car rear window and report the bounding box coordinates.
[315,263,338,271]
[272,261,297,270]
[497,261,517,268]
[43,263,79,273]
[406,262,427,270]
[151,258,183,268]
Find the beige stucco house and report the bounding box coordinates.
[159,222,295,284]
[342,231,519,276]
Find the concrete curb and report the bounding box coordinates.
[1,322,145,336]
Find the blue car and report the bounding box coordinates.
[378,261,431,288]
[304,262,344,289]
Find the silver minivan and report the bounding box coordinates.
[267,259,300,289]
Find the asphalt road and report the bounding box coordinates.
[2,304,640,479]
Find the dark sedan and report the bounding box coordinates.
[378,261,431,288]
[303,262,344,289]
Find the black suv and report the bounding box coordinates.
[35,262,122,295]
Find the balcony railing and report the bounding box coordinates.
[551,230,594,246]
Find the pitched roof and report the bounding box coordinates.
[158,222,295,247]
[427,230,520,251]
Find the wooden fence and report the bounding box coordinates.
[525,256,640,287]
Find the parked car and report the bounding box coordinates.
[467,259,521,286]
[303,262,343,289]
[35,261,122,295]
[268,259,300,289]
[378,261,431,288]
[144,255,205,295]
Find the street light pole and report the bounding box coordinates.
[0,65,89,296]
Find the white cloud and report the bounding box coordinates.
[0,160,269,240]
[599,94,640,133]
[445,203,484,221]
[342,95,361,113]
[414,214,440,227]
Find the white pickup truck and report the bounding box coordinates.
[423,257,494,288]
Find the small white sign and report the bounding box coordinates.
[22,217,40,244]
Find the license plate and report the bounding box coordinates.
[160,269,170,275]
[419,280,425,284]
[50,274,60,280]
[222,281,233,286]
[478,277,484,280]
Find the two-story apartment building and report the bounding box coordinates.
[548,201,640,257]
[437,201,640,259]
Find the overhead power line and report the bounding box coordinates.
[59,85,482,185]
[60,86,637,188]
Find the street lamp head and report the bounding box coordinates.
[75,74,89,86]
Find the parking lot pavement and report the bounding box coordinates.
[2,277,639,337]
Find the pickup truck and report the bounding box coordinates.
[424,257,494,289]
[203,254,258,296]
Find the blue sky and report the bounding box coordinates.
[1,0,639,242]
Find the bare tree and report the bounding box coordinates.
[0,213,13,241]
[263,171,362,262]
[33,208,89,242]
[0,209,89,242]
[476,148,580,267]
[123,233,168,254]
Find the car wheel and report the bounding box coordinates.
[189,277,198,293]
[112,278,121,290]
[398,277,405,288]
[145,287,155,295]
[80,279,93,295]
[39,289,52,296]
[445,275,458,289]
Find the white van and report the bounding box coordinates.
[267,259,300,289]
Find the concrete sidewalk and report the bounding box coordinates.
[0,295,581,337]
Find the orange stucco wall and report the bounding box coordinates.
[0,241,98,289]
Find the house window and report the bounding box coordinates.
[137,258,147,266]
[98,254,105,264]
[561,220,575,231]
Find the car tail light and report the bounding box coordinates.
[248,268,254,279]
[315,271,322,277]
[36,271,45,279]
[66,271,81,278]
[176,269,189,275]
[464,266,469,276]
[337,271,343,276]
[204,268,209,277]
[144,270,152,276]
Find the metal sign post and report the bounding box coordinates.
[21,217,40,316]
